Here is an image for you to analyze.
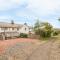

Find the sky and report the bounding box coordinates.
[0,0,60,28]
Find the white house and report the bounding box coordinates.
[0,22,32,39]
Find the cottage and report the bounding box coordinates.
[0,22,32,40]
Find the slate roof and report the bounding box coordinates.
[0,22,23,28]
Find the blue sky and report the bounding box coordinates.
[0,0,60,28]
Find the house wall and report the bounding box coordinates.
[0,25,33,38]
[0,28,18,32]
[18,25,30,34]
[0,26,31,34]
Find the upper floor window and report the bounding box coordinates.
[12,28,14,30]
[1,28,4,30]
[17,28,19,31]
[5,28,8,30]
[1,28,8,30]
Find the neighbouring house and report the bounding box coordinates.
[0,22,33,39]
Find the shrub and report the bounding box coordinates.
[34,20,53,38]
[19,33,28,38]
[39,30,51,38]
[53,31,59,36]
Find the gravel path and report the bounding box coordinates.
[27,40,60,60]
[0,41,42,60]
[0,38,60,60]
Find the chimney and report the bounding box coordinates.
[11,20,14,24]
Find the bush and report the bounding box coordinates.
[19,33,28,38]
[34,21,53,38]
[34,27,52,38]
[53,31,59,36]
[39,30,51,38]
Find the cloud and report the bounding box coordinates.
[0,0,60,16]
[17,12,35,19]
[0,0,25,11]
[0,16,14,22]
[16,9,37,20]
[0,0,60,27]
[15,0,60,20]
[27,0,60,16]
[0,15,15,23]
[0,16,10,19]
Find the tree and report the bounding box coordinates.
[34,20,53,38]
[34,20,41,35]
[41,22,53,37]
[58,18,60,21]
[34,20,40,29]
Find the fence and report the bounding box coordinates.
[0,32,19,40]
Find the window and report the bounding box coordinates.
[5,28,8,30]
[1,28,8,30]
[25,28,27,31]
[17,28,19,31]
[12,28,14,30]
[1,28,4,30]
